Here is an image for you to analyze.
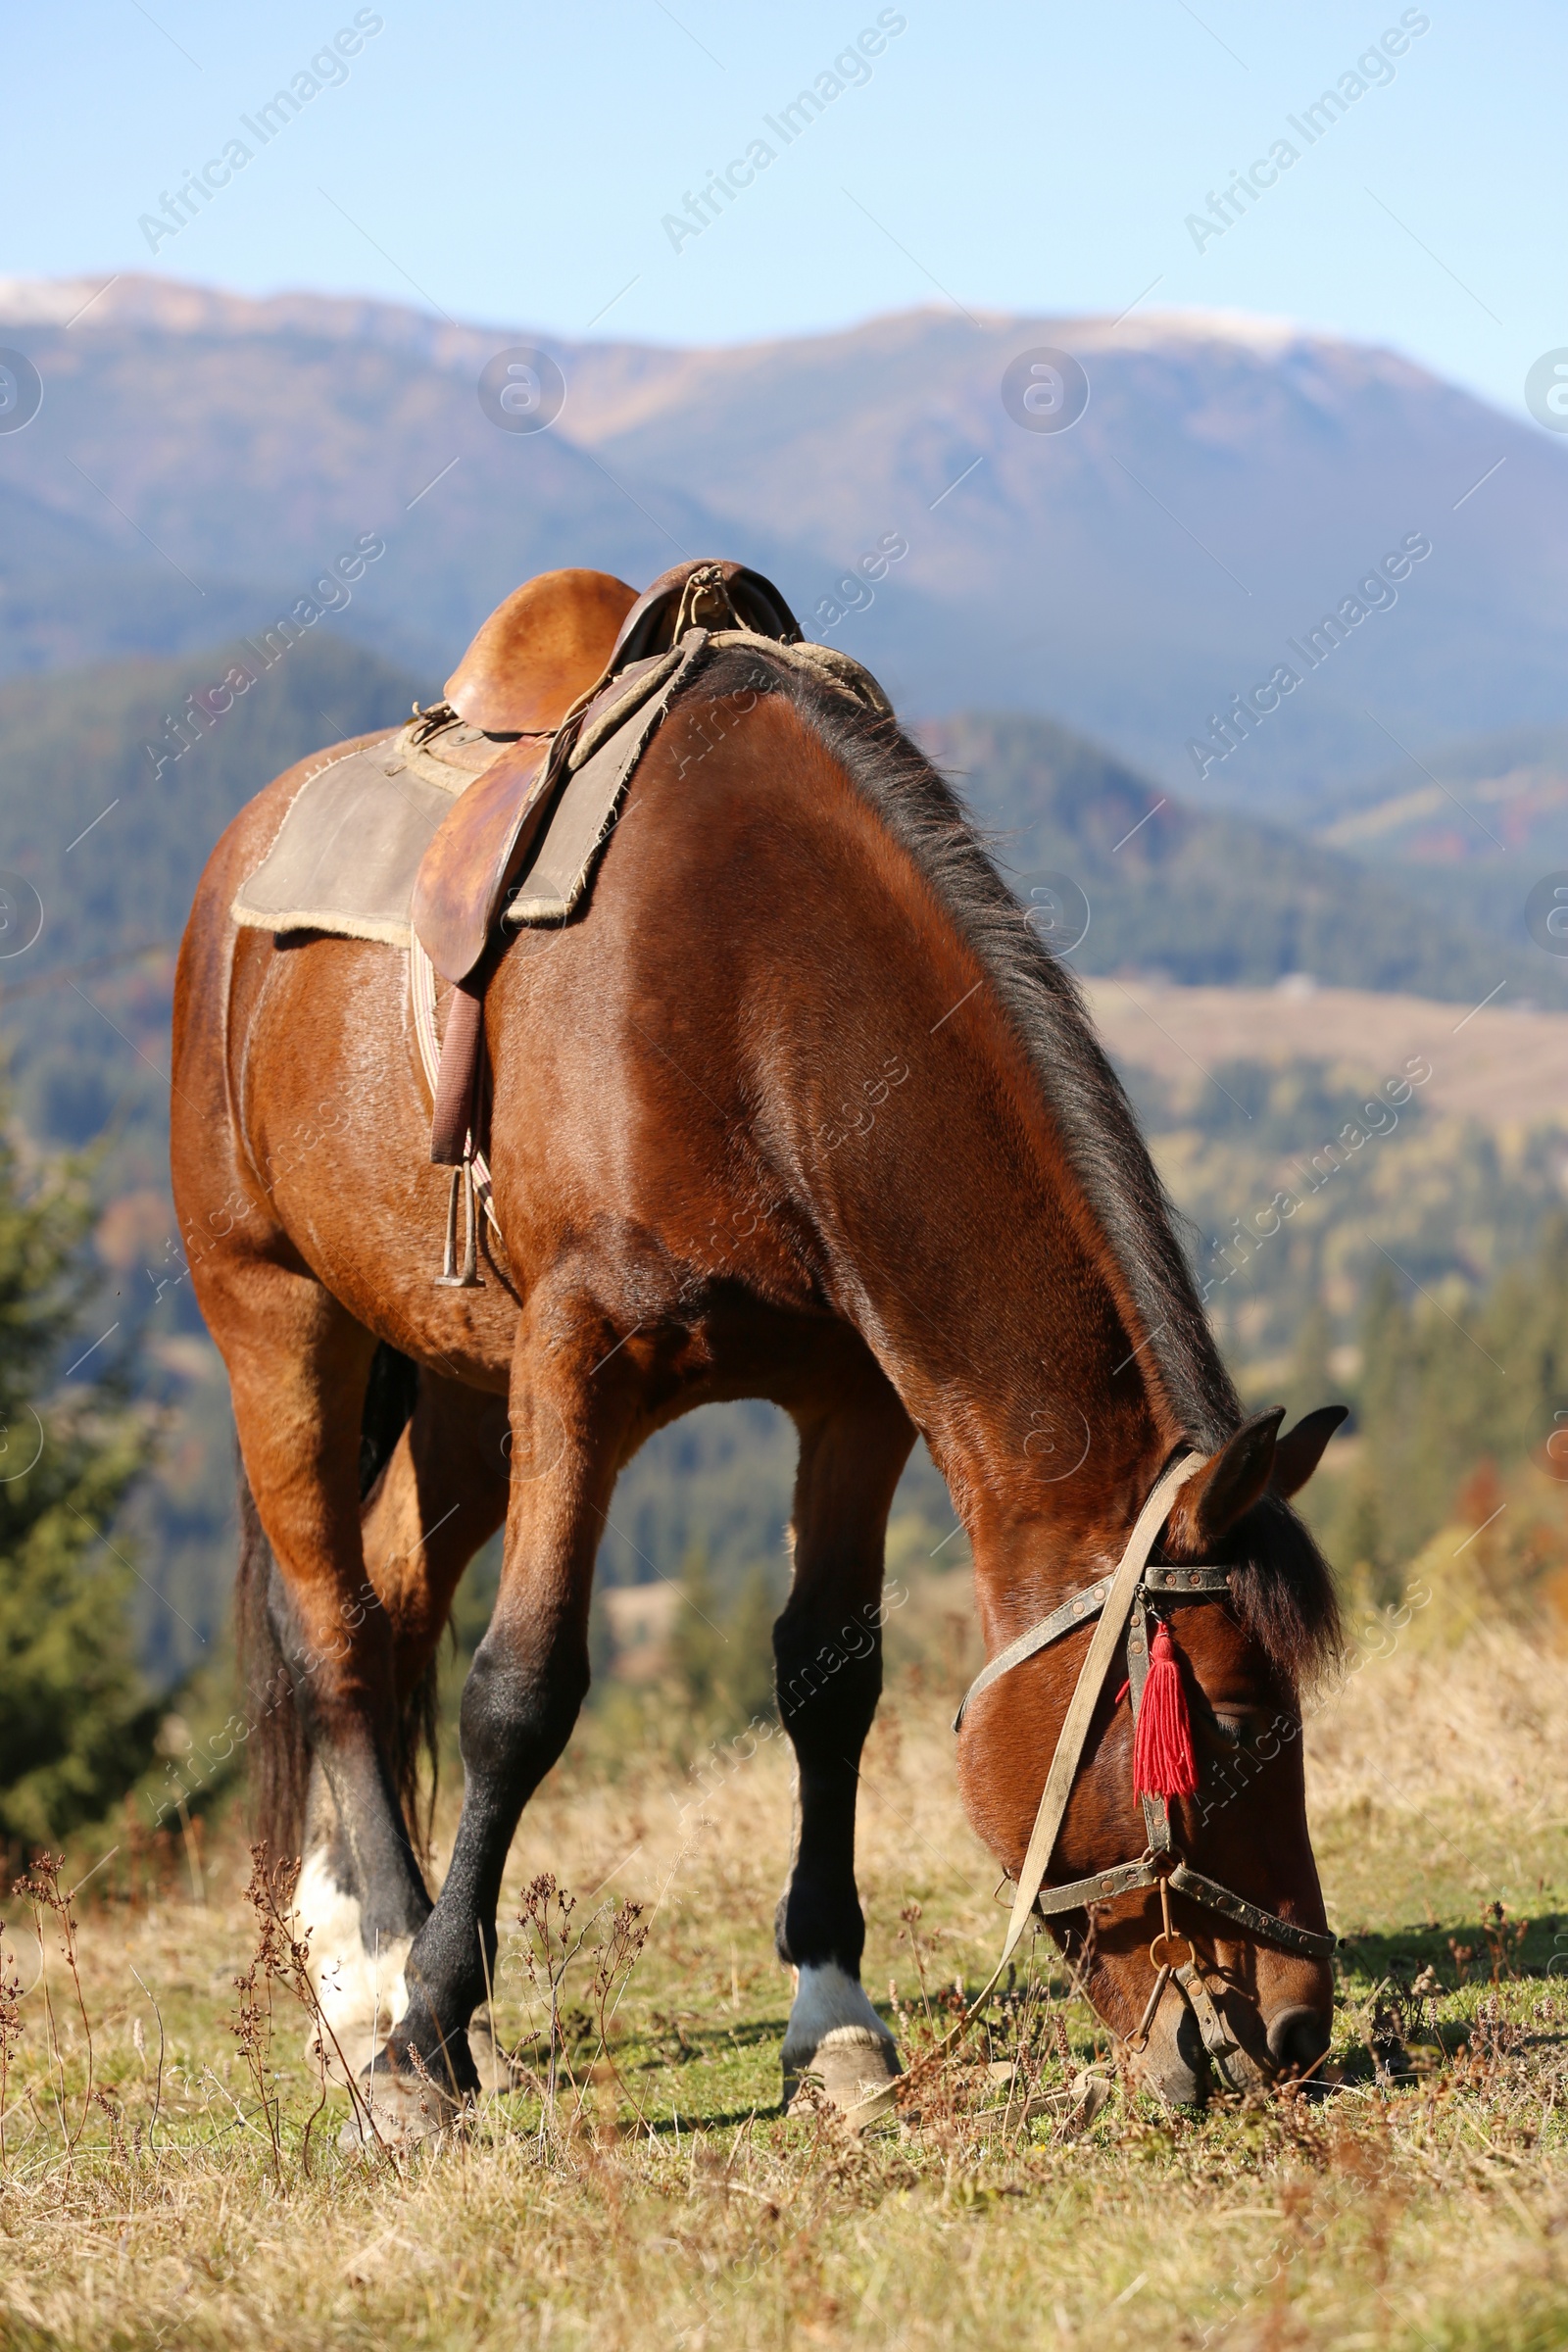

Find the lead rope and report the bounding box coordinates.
[994,1454,1204,1975]
[907,1457,1204,2094]
[905,1451,1271,2107]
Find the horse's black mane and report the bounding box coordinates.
[684,643,1340,1676]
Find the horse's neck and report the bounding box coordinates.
[776,905,1182,1606]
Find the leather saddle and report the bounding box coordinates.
[443,566,640,736]
[412,558,801,1171]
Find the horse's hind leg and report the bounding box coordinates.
[775,1369,914,2121]
[357,1366,511,1746]
[208,1252,440,2013]
[295,1368,512,2072]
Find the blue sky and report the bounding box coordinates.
[4,0,1559,416]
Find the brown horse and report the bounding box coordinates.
[171,610,1343,2128]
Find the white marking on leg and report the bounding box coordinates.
[781,1960,897,2068]
[294,1847,410,2080]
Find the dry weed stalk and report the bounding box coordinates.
[228,1847,294,2182]
[517,1871,581,2132]
[514,1874,652,2148]
[128,1965,165,2153]
[574,1896,649,2138]
[0,1920,23,2173]
[230,1841,396,2180]
[896,1900,934,2022]
[18,1853,94,2161]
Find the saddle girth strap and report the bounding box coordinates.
[430,981,484,1168]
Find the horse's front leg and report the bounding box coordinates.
[364,1302,627,2133]
[776,1375,913,2120]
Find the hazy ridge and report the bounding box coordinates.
[3,274,1566,807]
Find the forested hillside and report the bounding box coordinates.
[926,710,1567,1004]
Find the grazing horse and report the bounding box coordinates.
[172,626,1342,2129]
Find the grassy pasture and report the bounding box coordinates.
[4,1600,1568,2351]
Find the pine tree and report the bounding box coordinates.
[670,1545,725,1722]
[0,1123,155,1848]
[718,1563,778,1728]
[1283,1301,1336,1426]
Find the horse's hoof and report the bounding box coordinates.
[781,1962,901,2129]
[784,2027,902,2128]
[339,2063,466,2151]
[468,2008,520,2096]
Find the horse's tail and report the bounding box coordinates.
[358,1339,420,1503]
[237,1341,425,1865]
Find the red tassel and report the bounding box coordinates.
[1133,1620,1199,1800]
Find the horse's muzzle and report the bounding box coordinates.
[1265,2000,1333,2077]
[1127,1995,1209,2106]
[1128,1981,1333,2105]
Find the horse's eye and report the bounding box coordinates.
[1208,1708,1255,1748]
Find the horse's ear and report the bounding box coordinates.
[1167,1408,1285,1554]
[1270,1403,1348,1498]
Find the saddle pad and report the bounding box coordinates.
[231,631,890,951]
[231,640,704,953]
[231,730,471,949]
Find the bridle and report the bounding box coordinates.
[953,1453,1335,2092]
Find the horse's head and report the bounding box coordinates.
[956,1405,1345,2105]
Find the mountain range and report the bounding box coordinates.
[924,711,1550,1004]
[2,273,1566,814]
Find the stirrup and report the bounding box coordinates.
[435,1157,483,1288]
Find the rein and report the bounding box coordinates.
[952,1451,1335,2092]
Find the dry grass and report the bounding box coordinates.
[5,1602,1568,2350]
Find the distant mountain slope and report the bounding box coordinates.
[1,275,1565,809]
[0,633,420,1158]
[0,478,277,678]
[923,711,1565,1006]
[0,633,420,969]
[1300,720,1568,959]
